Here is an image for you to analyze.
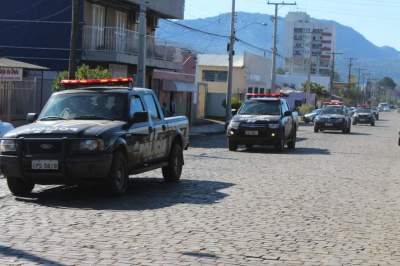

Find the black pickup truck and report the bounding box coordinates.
[0,78,189,196]
[226,97,297,151]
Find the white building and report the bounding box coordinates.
[284,12,336,77]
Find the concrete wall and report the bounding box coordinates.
[244,52,272,89]
[196,65,246,94]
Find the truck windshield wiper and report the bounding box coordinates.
[74,115,111,120]
[39,116,67,121]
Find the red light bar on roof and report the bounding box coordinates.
[60,77,133,86]
[247,93,284,98]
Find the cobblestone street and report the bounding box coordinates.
[0,112,400,265]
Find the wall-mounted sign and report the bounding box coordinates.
[0,67,23,81]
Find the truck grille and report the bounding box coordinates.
[24,140,63,155]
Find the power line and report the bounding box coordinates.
[162,19,229,39]
[0,19,71,24]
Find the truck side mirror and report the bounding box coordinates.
[284,111,292,117]
[130,112,149,124]
[231,109,238,116]
[26,113,38,123]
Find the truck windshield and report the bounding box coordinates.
[321,107,345,115]
[39,92,127,121]
[356,109,371,113]
[239,100,280,115]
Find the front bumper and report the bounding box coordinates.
[0,137,113,185]
[315,121,346,131]
[227,127,282,145]
[354,117,374,124]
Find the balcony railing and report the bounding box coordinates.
[82,26,184,63]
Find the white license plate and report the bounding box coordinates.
[325,123,334,127]
[32,160,59,170]
[245,130,259,136]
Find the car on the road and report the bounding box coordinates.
[0,121,14,137]
[314,106,352,134]
[227,96,297,151]
[371,107,379,120]
[0,78,189,197]
[303,109,321,124]
[353,108,375,126]
[378,103,391,112]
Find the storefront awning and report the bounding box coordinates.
[164,80,197,92]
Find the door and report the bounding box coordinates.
[128,95,150,166]
[115,11,127,52]
[92,4,105,49]
[143,93,169,161]
[281,100,292,139]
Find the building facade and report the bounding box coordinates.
[284,12,336,77]
[0,0,186,85]
[196,53,272,119]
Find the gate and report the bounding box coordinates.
[205,92,226,118]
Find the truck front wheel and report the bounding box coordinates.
[163,142,183,182]
[108,152,129,196]
[7,177,34,196]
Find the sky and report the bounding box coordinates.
[184,0,400,50]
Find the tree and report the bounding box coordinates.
[301,82,328,98]
[53,64,112,92]
[339,87,362,106]
[276,67,285,75]
[378,77,397,90]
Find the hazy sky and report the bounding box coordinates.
[185,0,400,50]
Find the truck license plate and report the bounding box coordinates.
[32,160,59,170]
[325,123,333,127]
[245,130,259,136]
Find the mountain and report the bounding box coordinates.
[157,12,400,82]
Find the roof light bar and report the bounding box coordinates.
[60,77,133,86]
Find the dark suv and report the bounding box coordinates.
[314,106,352,133]
[226,97,297,151]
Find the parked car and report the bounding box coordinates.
[227,97,297,151]
[378,103,390,112]
[353,108,375,126]
[0,121,14,137]
[303,109,321,124]
[0,78,189,196]
[314,106,352,134]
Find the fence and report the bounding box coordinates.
[0,78,52,125]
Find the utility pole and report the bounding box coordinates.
[329,52,343,97]
[136,0,147,87]
[268,1,296,91]
[356,67,365,89]
[68,0,80,79]
[225,0,236,123]
[347,57,356,89]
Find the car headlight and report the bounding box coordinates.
[229,121,240,129]
[78,139,104,152]
[268,123,280,129]
[0,139,17,153]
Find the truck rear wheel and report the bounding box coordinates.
[163,142,183,182]
[108,152,129,196]
[287,130,296,149]
[7,177,34,197]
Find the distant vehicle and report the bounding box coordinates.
[304,109,321,124]
[314,106,351,134]
[0,121,14,137]
[227,96,297,152]
[322,100,344,109]
[353,108,375,126]
[378,103,390,112]
[0,78,189,196]
[371,107,379,120]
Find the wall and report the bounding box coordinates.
[0,0,80,71]
[196,65,246,94]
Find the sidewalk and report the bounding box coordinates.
[190,119,226,138]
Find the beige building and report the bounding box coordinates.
[196,53,272,119]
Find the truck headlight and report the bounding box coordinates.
[229,121,240,129]
[0,139,17,153]
[268,123,280,129]
[78,139,104,152]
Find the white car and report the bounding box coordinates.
[0,121,14,137]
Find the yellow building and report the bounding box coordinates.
[196,53,272,119]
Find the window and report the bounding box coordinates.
[143,94,161,120]
[248,87,253,93]
[130,96,144,117]
[254,87,259,94]
[202,71,228,82]
[259,88,265,94]
[92,5,105,49]
[281,100,288,114]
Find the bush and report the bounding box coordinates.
[298,104,314,115]
[52,64,112,92]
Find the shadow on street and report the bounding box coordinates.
[16,178,234,211]
[0,245,66,266]
[239,146,330,155]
